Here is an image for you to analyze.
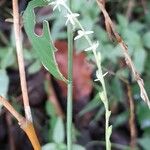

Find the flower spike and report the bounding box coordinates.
[84,41,99,51]
[65,13,79,26]
[74,30,94,40]
[49,0,66,11]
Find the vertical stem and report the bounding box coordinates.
[67,0,73,149]
[12,0,32,122]
[6,113,15,150]
[127,82,137,150]
[0,96,41,150]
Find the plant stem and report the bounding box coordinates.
[62,2,111,149]
[12,0,32,122]
[67,0,73,149]
[49,1,111,149]
[126,82,137,149]
[0,96,41,150]
[0,96,23,122]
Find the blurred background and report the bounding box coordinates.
[0,0,150,149]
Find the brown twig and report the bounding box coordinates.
[96,0,150,108]
[126,83,137,150]
[46,74,64,118]
[12,0,32,121]
[0,96,41,150]
[11,1,41,149]
[126,0,135,20]
[6,113,15,150]
[0,96,23,122]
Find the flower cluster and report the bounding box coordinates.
[65,13,79,26]
[74,30,94,40]
[95,71,108,82]
[48,0,100,54]
[84,41,99,52]
[49,0,66,11]
[46,1,111,148]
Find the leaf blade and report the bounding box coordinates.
[23,0,67,82]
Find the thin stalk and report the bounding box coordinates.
[67,0,73,149]
[62,2,111,150]
[0,96,41,150]
[48,1,111,149]
[126,82,137,149]
[12,0,32,122]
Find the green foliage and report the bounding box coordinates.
[78,93,100,117]
[42,143,85,150]
[133,48,147,73]
[23,0,67,82]
[143,32,150,49]
[0,47,13,100]
[137,102,150,129]
[138,137,150,150]
[23,48,42,74]
[28,60,41,74]
[111,77,124,102]
[113,111,128,128]
[53,117,65,143]
[45,101,57,141]
[2,0,148,149]
[45,101,85,149]
[0,47,15,69]
[0,70,9,97]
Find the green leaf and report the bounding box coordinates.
[42,143,67,150]
[45,101,58,141]
[23,0,67,83]
[137,102,150,129]
[28,60,41,74]
[42,143,56,150]
[75,36,89,52]
[53,117,65,143]
[94,25,108,43]
[143,32,150,49]
[117,14,128,29]
[112,77,124,102]
[138,137,150,150]
[51,16,67,41]
[72,144,85,150]
[0,70,9,97]
[1,47,14,69]
[113,111,128,128]
[45,101,57,117]
[129,21,144,32]
[78,93,100,117]
[133,48,147,73]
[123,29,142,49]
[57,143,67,150]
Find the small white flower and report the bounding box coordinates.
[74,30,94,40]
[102,72,108,77]
[94,78,100,82]
[65,13,79,26]
[94,71,108,81]
[94,70,101,81]
[49,0,66,11]
[84,41,99,51]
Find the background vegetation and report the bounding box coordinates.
[0,0,150,149]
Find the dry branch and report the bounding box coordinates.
[0,96,41,150]
[12,0,32,121]
[126,83,137,149]
[96,0,150,108]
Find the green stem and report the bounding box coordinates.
[67,0,73,150]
